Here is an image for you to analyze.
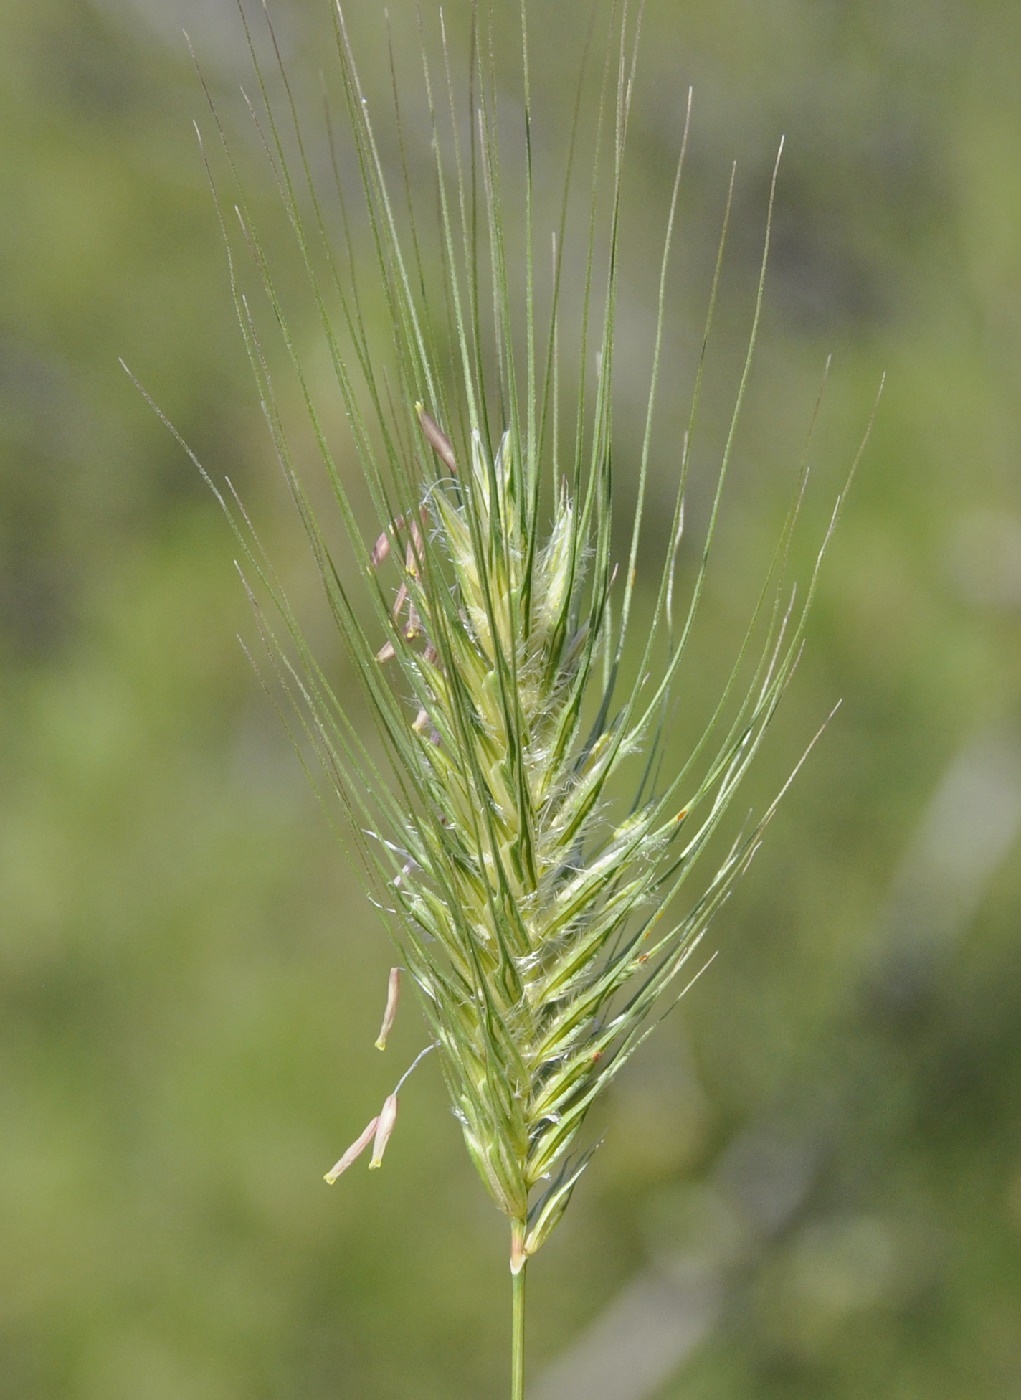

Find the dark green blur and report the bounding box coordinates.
[2,2,1020,1398]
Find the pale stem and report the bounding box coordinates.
[511,1222,527,1400]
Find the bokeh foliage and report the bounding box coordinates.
[2,2,1020,1398]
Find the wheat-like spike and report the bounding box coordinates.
[364,379,808,1262]
[186,10,878,1378]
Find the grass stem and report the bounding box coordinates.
[511,1228,527,1400]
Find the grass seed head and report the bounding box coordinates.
[204,2,872,1269]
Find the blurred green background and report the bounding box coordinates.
[3,2,1021,1398]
